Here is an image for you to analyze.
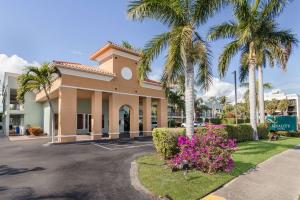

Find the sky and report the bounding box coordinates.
[0,0,300,103]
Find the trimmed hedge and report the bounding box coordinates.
[221,118,250,124]
[152,124,269,158]
[152,128,184,158]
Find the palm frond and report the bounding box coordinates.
[138,31,171,80]
[208,21,238,41]
[261,0,290,18]
[218,40,241,77]
[127,0,185,26]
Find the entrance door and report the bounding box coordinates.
[119,105,130,138]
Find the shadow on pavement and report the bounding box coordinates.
[0,165,45,176]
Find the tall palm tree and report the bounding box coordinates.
[17,63,60,143]
[127,0,227,138]
[208,0,297,140]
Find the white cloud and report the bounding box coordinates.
[0,54,39,80]
[200,77,248,103]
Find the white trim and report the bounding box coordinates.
[60,85,166,99]
[58,67,114,81]
[140,82,162,90]
[96,49,140,63]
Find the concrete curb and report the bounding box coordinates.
[130,161,156,199]
[130,161,169,200]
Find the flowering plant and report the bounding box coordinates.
[171,125,237,173]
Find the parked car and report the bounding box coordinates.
[181,122,204,128]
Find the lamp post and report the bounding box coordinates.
[232,71,238,125]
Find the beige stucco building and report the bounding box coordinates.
[36,42,168,143]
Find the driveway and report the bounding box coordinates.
[0,136,153,200]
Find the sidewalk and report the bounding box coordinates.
[205,146,300,200]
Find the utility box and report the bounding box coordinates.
[266,116,298,132]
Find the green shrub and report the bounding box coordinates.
[225,124,253,142]
[210,118,222,124]
[257,124,269,139]
[168,119,176,128]
[221,118,250,124]
[152,128,184,158]
[196,124,253,142]
[277,131,300,137]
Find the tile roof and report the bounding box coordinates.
[90,41,142,60]
[52,60,115,76]
[143,78,161,85]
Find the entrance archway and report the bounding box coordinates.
[119,105,131,137]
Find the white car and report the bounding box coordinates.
[181,122,204,128]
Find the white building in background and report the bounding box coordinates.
[264,91,300,119]
[2,72,43,136]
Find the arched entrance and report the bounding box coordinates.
[119,105,131,138]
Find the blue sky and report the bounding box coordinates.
[0,0,300,99]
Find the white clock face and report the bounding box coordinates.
[121,67,132,80]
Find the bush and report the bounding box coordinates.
[257,124,269,139]
[28,127,43,136]
[152,128,184,158]
[277,131,300,137]
[168,119,176,128]
[171,125,237,173]
[210,118,222,124]
[221,118,250,124]
[196,124,253,142]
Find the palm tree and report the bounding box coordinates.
[17,63,60,143]
[127,0,227,138]
[208,0,297,140]
[218,96,227,107]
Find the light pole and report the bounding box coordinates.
[232,71,238,125]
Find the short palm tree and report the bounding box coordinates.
[127,0,227,138]
[208,0,297,140]
[17,63,60,143]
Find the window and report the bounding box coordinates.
[77,114,84,129]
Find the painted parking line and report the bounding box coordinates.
[92,143,114,150]
[92,142,153,150]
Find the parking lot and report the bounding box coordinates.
[0,136,153,200]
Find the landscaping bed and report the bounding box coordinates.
[137,137,300,200]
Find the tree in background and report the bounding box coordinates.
[128,0,228,138]
[265,99,279,115]
[17,63,60,143]
[236,102,249,123]
[277,99,289,115]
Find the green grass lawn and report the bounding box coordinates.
[137,137,300,200]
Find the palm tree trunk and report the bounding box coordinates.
[258,65,265,124]
[44,89,55,143]
[185,62,194,139]
[249,62,259,140]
